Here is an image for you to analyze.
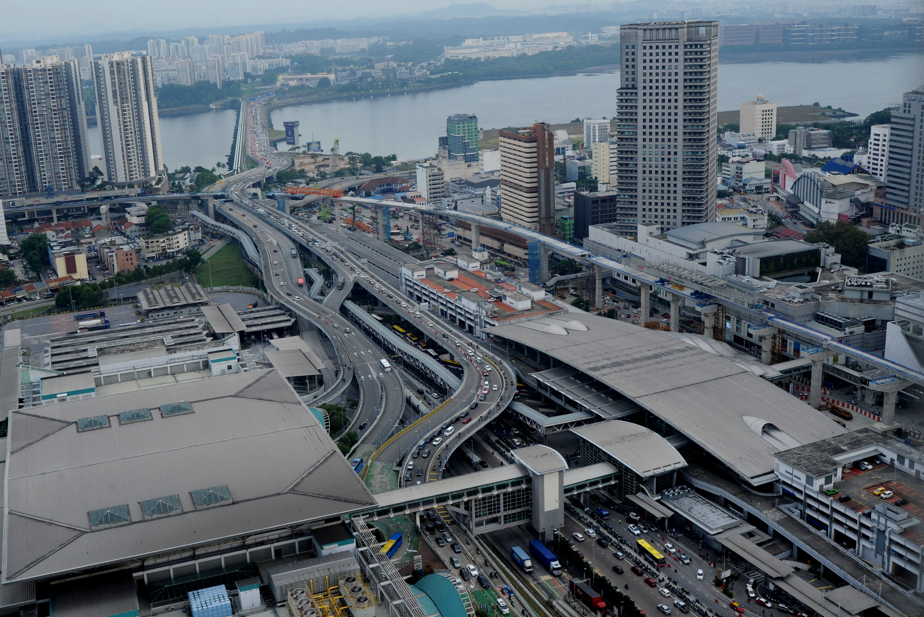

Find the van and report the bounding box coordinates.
[496,598,510,615]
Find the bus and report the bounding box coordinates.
[372,314,383,322]
[393,325,406,334]
[426,349,439,358]
[351,458,364,474]
[381,533,403,559]
[380,359,392,372]
[442,359,462,367]
[637,539,666,567]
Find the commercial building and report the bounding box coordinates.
[0,56,91,198]
[0,200,9,246]
[479,148,500,174]
[721,157,764,186]
[867,235,924,281]
[591,141,613,185]
[415,162,446,204]
[789,127,833,156]
[102,245,138,274]
[51,248,89,281]
[715,207,767,229]
[447,113,479,163]
[740,95,777,141]
[141,228,190,259]
[499,123,555,235]
[137,282,210,318]
[615,21,719,237]
[574,190,620,241]
[93,52,164,183]
[883,86,924,226]
[866,124,891,182]
[583,118,609,148]
[788,171,876,225]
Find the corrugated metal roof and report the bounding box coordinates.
[218,304,247,332]
[413,575,468,617]
[201,305,233,333]
[512,445,567,475]
[3,370,376,584]
[50,570,138,617]
[0,345,21,420]
[571,421,687,478]
[266,349,321,377]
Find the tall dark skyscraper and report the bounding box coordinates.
[883,85,924,226]
[615,21,719,237]
[0,56,90,198]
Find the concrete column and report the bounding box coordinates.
[640,285,650,325]
[52,208,58,224]
[810,357,826,409]
[471,223,480,250]
[539,244,550,283]
[335,200,341,231]
[870,379,910,426]
[670,294,681,332]
[760,335,773,365]
[699,304,718,340]
[595,264,605,311]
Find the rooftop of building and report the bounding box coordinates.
[2,370,375,584]
[776,428,923,478]
[659,222,762,246]
[137,283,208,312]
[730,238,819,258]
[512,445,568,475]
[762,269,924,305]
[571,420,687,478]
[487,313,845,485]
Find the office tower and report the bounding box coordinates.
[0,56,90,198]
[583,118,610,148]
[416,162,446,203]
[499,122,555,235]
[867,124,891,183]
[446,113,479,162]
[740,94,777,141]
[788,126,832,156]
[884,86,924,225]
[615,21,719,236]
[93,52,163,183]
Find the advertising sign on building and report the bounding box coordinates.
[283,121,299,146]
[307,141,321,152]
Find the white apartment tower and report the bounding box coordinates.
[499,123,556,235]
[615,21,719,237]
[867,124,891,183]
[93,52,164,183]
[583,118,610,148]
[416,163,446,203]
[740,95,777,141]
[0,56,90,198]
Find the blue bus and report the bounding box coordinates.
[351,458,364,474]
[595,506,610,520]
[381,533,403,559]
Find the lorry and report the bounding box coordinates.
[336,280,344,290]
[528,539,562,576]
[77,318,110,331]
[465,450,483,468]
[569,579,606,613]
[510,546,533,572]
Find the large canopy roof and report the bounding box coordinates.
[571,421,686,478]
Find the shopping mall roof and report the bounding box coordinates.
[2,370,375,584]
[571,421,686,478]
[488,313,845,485]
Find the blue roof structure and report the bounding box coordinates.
[411,575,468,617]
[821,158,860,176]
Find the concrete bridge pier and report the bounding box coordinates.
[595,264,606,311]
[869,379,911,426]
[802,347,834,409]
[670,293,682,332]
[697,304,718,340]
[640,285,651,324]
[471,223,480,250]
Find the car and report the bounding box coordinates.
[679,554,691,565]
[466,564,478,577]
[873,487,887,496]
[412,451,420,459]
[628,512,641,522]
[407,461,414,469]
[776,604,796,615]
[596,538,609,548]
[645,577,658,587]
[628,524,641,536]
[443,531,452,542]
[659,588,671,598]
[286,291,293,296]
[460,568,470,581]
[492,384,498,391]
[585,528,596,538]
[450,556,461,568]
[747,588,756,599]
[444,426,455,436]
[657,604,671,615]
[824,488,839,496]
[896,498,910,506]
[664,543,676,554]
[673,601,689,614]
[880,490,894,499]
[432,437,442,446]
[462,417,472,424]
[416,468,423,477]
[859,461,873,471]
[756,598,773,609]
[613,565,624,574]
[632,566,644,576]
[614,550,626,559]
[696,569,704,581]
[729,602,745,613]
[838,494,852,503]
[452,543,462,553]
[422,449,431,458]
[478,574,491,588]
[573,532,585,542]
[436,538,446,547]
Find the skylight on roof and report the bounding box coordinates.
[190,485,232,510]
[161,401,194,417]
[76,415,110,432]
[119,408,153,425]
[140,494,182,519]
[88,504,131,529]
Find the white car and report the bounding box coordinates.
[628,524,641,536]
[659,588,671,598]
[496,598,510,615]
[407,461,414,469]
[880,490,894,499]
[432,437,442,446]
[573,532,585,542]
[664,543,676,554]
[584,528,596,538]
[444,426,455,436]
[696,569,704,581]
[466,564,478,577]
[657,604,671,615]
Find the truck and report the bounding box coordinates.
[528,539,562,576]
[510,546,533,572]
[569,579,606,613]
[290,248,297,258]
[74,310,105,321]
[297,277,304,287]
[77,318,110,331]
[336,280,344,290]
[465,450,483,468]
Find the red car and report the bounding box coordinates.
[729,602,744,614]
[645,578,657,587]
[462,417,472,424]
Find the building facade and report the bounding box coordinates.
[93,53,164,183]
[574,190,620,240]
[591,141,618,187]
[866,124,891,183]
[479,148,500,174]
[789,127,832,156]
[416,162,446,203]
[0,56,90,199]
[884,86,924,226]
[499,123,555,235]
[739,95,777,141]
[141,229,190,259]
[615,21,719,238]
[104,246,139,274]
[447,114,479,163]
[583,118,610,148]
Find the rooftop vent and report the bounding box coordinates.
[161,401,194,418]
[119,408,152,425]
[76,415,110,432]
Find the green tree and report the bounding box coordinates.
[185,249,202,271]
[443,247,457,256]
[145,205,172,235]
[338,431,358,455]
[804,221,870,270]
[21,233,50,274]
[571,297,590,311]
[192,167,220,192]
[0,268,17,289]
[155,81,244,109]
[317,77,331,88]
[767,210,784,230]
[553,259,582,275]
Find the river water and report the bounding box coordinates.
[95,52,924,168]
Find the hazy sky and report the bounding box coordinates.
[1,0,600,43]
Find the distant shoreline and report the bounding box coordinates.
[718,45,923,64]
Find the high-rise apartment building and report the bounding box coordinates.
[0,56,90,199]
[0,199,10,245]
[416,162,446,203]
[615,21,719,237]
[740,94,777,141]
[147,38,167,59]
[93,53,164,183]
[867,124,891,183]
[583,118,610,148]
[446,114,479,163]
[499,123,555,235]
[591,141,618,186]
[884,86,924,226]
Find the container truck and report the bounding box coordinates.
[510,546,533,572]
[465,450,483,468]
[297,277,304,287]
[77,319,110,331]
[528,539,562,576]
[569,579,606,613]
[74,310,105,321]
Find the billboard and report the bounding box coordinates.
[307,141,322,152]
[283,121,299,146]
